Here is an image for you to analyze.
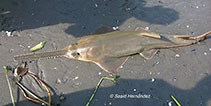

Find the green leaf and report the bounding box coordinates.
[30,41,46,52]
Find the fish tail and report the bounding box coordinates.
[174,31,211,41]
[195,31,211,41]
[14,49,68,61]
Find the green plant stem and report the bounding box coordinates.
[3,66,16,106]
[85,77,117,106]
[171,95,181,106]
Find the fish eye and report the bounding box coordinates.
[77,52,80,55]
[70,51,79,57]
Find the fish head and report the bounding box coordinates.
[64,44,93,62]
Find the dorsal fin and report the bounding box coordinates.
[92,25,115,35]
[135,27,161,38]
[138,32,161,38]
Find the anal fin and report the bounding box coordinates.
[95,56,129,73]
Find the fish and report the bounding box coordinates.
[14,26,211,73]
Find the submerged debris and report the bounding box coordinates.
[186,25,190,28]
[168,101,173,106]
[145,27,150,30]
[98,72,102,75]
[59,94,66,101]
[173,78,177,82]
[9,49,14,53]
[175,54,180,57]
[157,72,161,75]
[149,72,152,75]
[151,78,155,82]
[73,76,79,80]
[19,44,25,48]
[0,11,10,15]
[95,3,98,8]
[56,78,62,84]
[112,26,119,30]
[5,31,12,37]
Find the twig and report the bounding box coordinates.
[28,72,51,106]
[16,81,50,105]
[13,63,51,106]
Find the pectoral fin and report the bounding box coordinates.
[95,56,129,73]
[139,49,158,60]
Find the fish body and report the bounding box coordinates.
[14,28,211,73]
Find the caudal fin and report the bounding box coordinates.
[195,31,211,41]
[174,31,211,41]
